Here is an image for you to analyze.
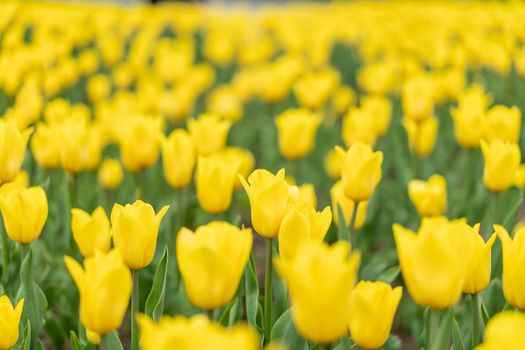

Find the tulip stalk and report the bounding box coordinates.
[348,202,359,247]
[426,308,439,349]
[264,237,273,344]
[131,271,140,350]
[471,294,481,348]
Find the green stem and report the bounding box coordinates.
[348,201,359,248]
[427,308,439,349]
[207,308,214,320]
[493,191,500,225]
[99,334,109,350]
[20,244,28,262]
[264,238,273,344]
[1,218,8,285]
[131,271,140,350]
[471,294,481,348]
[134,171,145,201]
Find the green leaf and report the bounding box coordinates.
[245,253,262,332]
[451,318,465,350]
[480,300,490,326]
[377,266,400,284]
[383,335,402,350]
[430,309,452,350]
[333,336,352,350]
[337,204,350,242]
[44,316,67,349]
[270,308,307,350]
[145,246,169,322]
[20,320,31,350]
[104,331,124,350]
[70,331,84,350]
[218,297,239,326]
[15,247,48,349]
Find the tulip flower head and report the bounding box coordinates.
[0,295,24,350]
[188,113,231,156]
[330,180,368,228]
[98,158,123,190]
[480,139,521,192]
[408,174,447,217]
[275,109,321,160]
[0,120,32,184]
[160,129,196,189]
[71,206,111,258]
[474,311,525,350]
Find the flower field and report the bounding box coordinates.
[1,1,525,349]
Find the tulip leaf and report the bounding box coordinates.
[451,318,465,350]
[44,315,67,349]
[16,247,48,349]
[218,296,239,326]
[337,204,350,242]
[501,187,523,229]
[430,309,452,350]
[245,253,262,333]
[270,308,307,350]
[104,331,124,350]
[19,320,31,350]
[69,331,84,350]
[480,300,490,326]
[377,266,400,284]
[145,245,169,322]
[333,336,352,350]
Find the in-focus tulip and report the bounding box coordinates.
[483,105,521,144]
[138,314,259,350]
[188,113,231,156]
[177,222,252,309]
[160,129,196,189]
[275,109,321,160]
[330,181,368,228]
[474,311,525,350]
[495,225,525,310]
[278,203,331,261]
[98,159,123,190]
[0,295,24,350]
[403,116,439,157]
[239,169,290,238]
[64,249,132,338]
[111,200,169,270]
[393,217,471,308]
[462,224,496,294]
[348,281,402,349]
[196,154,239,214]
[71,206,111,258]
[31,123,61,170]
[275,241,360,344]
[0,186,48,244]
[480,140,521,192]
[336,143,383,202]
[408,174,447,217]
[0,120,32,184]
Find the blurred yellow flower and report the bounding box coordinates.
[403,116,439,157]
[188,114,231,156]
[474,311,525,350]
[408,174,447,217]
[480,140,521,192]
[98,159,123,191]
[330,180,367,229]
[160,129,196,189]
[0,120,32,184]
[483,105,521,144]
[275,109,321,160]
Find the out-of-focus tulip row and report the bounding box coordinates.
[1,1,525,349]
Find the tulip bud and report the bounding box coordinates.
[71,207,111,258]
[275,241,360,344]
[196,154,239,214]
[239,169,290,238]
[348,281,402,349]
[403,116,439,157]
[393,218,471,308]
[31,123,61,170]
[64,250,132,338]
[0,120,32,184]
[0,295,24,350]
[483,105,521,144]
[275,109,321,160]
[474,311,525,349]
[336,143,383,202]
[177,222,252,309]
[111,200,169,270]
[330,181,368,228]
[188,113,231,156]
[278,204,331,261]
[0,186,48,244]
[463,224,496,294]
[495,225,525,310]
[160,129,196,189]
[408,174,447,217]
[98,159,123,190]
[481,140,521,192]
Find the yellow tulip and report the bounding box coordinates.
[59,120,104,173]
[239,169,290,238]
[87,74,111,102]
[408,174,447,217]
[483,105,521,144]
[206,85,244,122]
[324,149,341,179]
[294,69,340,110]
[336,143,383,202]
[0,120,32,184]
[196,154,239,214]
[275,109,321,160]
[393,218,470,308]
[64,249,132,338]
[111,200,169,270]
[188,113,231,156]
[403,116,439,157]
[177,222,252,309]
[118,114,163,173]
[474,311,525,350]
[297,183,317,208]
[31,123,61,170]
[0,186,48,244]
[480,140,521,192]
[71,206,111,258]
[330,180,368,228]
[495,225,525,310]
[514,165,525,188]
[218,147,255,189]
[450,105,484,149]
[0,295,24,350]
[98,159,123,191]
[402,75,435,121]
[138,314,259,350]
[332,85,355,115]
[361,94,392,137]
[342,107,378,147]
[348,282,402,349]
[463,224,496,294]
[275,241,360,344]
[278,203,331,261]
[160,129,196,189]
